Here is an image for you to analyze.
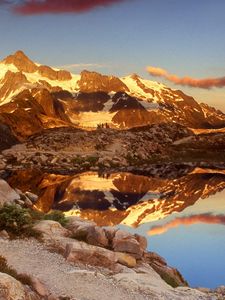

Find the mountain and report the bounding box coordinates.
[0,50,225,140]
[7,168,225,227]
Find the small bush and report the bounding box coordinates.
[43,210,68,227]
[0,205,33,236]
[0,204,67,237]
[0,205,42,238]
[29,209,45,221]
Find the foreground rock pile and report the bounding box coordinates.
[0,179,225,299]
[1,217,224,299]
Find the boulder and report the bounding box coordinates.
[0,272,26,300]
[25,192,38,203]
[112,230,144,258]
[85,226,109,248]
[33,220,70,239]
[67,217,109,247]
[104,227,118,244]
[67,216,96,231]
[67,217,96,238]
[0,180,20,206]
[134,234,147,252]
[64,240,117,269]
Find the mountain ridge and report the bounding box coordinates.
[0,50,225,139]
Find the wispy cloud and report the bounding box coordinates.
[148,213,225,236]
[2,0,128,15]
[58,63,105,70]
[147,66,225,89]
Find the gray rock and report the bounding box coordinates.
[25,191,38,202]
[0,179,20,206]
[33,220,70,239]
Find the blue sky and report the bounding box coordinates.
[0,0,225,110]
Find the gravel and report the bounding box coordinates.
[0,238,149,300]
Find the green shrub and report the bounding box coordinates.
[43,210,68,227]
[0,204,67,237]
[29,209,45,221]
[0,204,33,236]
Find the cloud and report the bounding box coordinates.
[58,63,105,70]
[148,213,225,236]
[147,66,225,89]
[10,0,128,15]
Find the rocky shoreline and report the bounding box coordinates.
[0,179,225,299]
[1,123,225,179]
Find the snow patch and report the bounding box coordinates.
[69,111,116,128]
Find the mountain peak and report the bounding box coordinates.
[3,50,38,73]
[12,50,28,59]
[130,73,141,80]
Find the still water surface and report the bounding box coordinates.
[7,167,225,288]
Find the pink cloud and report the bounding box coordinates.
[147,66,225,89]
[148,213,225,236]
[13,0,128,15]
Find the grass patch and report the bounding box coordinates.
[0,204,38,237]
[43,210,68,227]
[0,205,68,238]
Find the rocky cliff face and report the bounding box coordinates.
[0,71,29,102]
[78,70,128,93]
[38,65,72,81]
[0,88,71,139]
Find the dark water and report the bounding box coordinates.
[7,167,225,288]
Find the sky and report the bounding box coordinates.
[0,0,225,111]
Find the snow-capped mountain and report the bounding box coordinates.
[0,50,225,138]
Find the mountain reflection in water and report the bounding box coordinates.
[7,167,225,227]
